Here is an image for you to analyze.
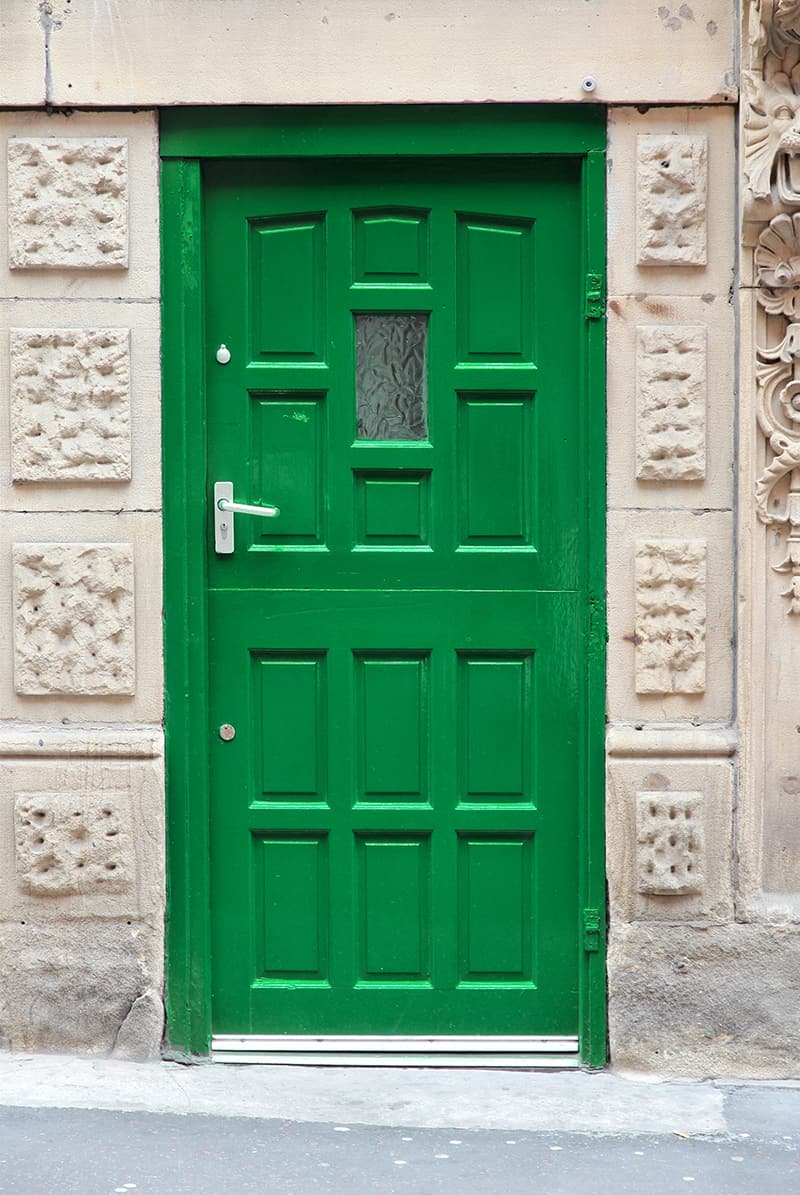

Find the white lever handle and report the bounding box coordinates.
[218,497,280,518]
[214,481,280,554]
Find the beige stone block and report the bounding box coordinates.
[607,510,733,721]
[635,538,706,695]
[8,138,128,270]
[41,0,735,106]
[606,757,733,922]
[13,542,135,696]
[0,112,157,300]
[608,107,735,297]
[0,919,163,1055]
[0,756,163,921]
[0,4,45,106]
[10,328,131,483]
[0,301,160,512]
[608,922,800,1078]
[636,135,707,267]
[0,512,162,722]
[607,295,733,510]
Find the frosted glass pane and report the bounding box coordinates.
[356,314,428,441]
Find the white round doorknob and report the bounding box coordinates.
[216,343,232,365]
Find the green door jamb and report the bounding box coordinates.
[160,105,607,1065]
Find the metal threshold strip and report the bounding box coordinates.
[211,1034,581,1068]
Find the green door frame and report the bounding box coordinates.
[160,104,607,1064]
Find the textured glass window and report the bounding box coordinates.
[356,314,428,440]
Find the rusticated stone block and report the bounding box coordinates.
[636,325,706,481]
[609,923,800,1079]
[8,138,128,269]
[0,920,162,1055]
[13,543,135,695]
[636,791,703,895]
[636,135,707,267]
[14,791,133,896]
[635,539,706,695]
[10,328,131,482]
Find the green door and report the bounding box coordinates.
[204,155,588,1042]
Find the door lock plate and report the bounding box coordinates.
[214,481,234,554]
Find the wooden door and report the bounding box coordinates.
[203,156,587,1041]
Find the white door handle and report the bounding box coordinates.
[214,481,280,554]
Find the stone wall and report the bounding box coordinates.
[0,111,164,1059]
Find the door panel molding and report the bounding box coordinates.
[160,106,607,1065]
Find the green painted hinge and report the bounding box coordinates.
[585,272,606,320]
[583,908,601,953]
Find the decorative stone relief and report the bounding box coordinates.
[14,792,133,896]
[10,329,131,483]
[746,5,800,613]
[636,135,707,267]
[635,539,707,695]
[744,73,800,208]
[754,321,800,612]
[636,325,706,481]
[636,791,704,895]
[13,543,135,695]
[7,138,128,269]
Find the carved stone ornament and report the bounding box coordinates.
[748,4,800,612]
[755,211,800,314]
[755,324,800,612]
[744,3,800,210]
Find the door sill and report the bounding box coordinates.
[211,1034,580,1068]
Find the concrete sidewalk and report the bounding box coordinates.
[0,1056,798,1193]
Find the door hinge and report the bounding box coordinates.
[583,907,601,953]
[588,594,608,658]
[584,272,606,320]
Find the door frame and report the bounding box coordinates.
[160,105,607,1063]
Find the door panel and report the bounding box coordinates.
[204,157,585,1037]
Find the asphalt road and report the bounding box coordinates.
[0,1058,797,1195]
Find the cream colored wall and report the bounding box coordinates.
[3,0,735,107]
[0,0,797,1078]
